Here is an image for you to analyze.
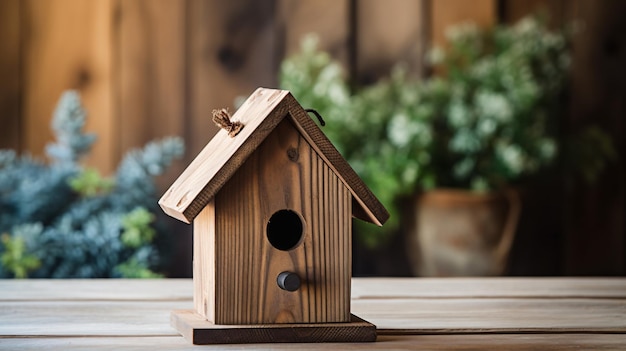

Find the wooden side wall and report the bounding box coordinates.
[0,0,622,276]
[193,201,216,322]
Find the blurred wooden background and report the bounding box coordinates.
[0,0,623,276]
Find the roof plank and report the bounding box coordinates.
[159,88,389,226]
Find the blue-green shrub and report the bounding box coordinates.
[0,91,184,278]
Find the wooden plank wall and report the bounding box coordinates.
[0,0,494,169]
[501,0,625,276]
[20,0,116,172]
[560,1,625,276]
[0,0,21,150]
[0,0,622,276]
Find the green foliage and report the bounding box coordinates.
[46,91,97,165]
[280,16,614,246]
[0,90,184,278]
[69,168,115,197]
[279,35,352,152]
[121,207,156,248]
[115,257,163,279]
[1,233,41,278]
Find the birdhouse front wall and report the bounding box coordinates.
[193,118,352,325]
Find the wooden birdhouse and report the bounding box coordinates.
[159,88,389,344]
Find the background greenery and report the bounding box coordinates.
[280,15,614,247]
[0,91,183,278]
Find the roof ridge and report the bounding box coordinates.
[159,88,388,226]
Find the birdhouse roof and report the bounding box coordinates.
[159,88,389,226]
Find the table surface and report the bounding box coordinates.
[1,278,625,350]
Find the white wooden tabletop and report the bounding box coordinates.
[1,278,625,350]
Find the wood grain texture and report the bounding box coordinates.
[277,0,350,63]
[0,300,186,336]
[561,0,626,276]
[3,334,626,351]
[159,88,389,226]
[171,310,376,344]
[193,202,215,322]
[210,118,351,324]
[2,290,624,337]
[284,93,389,226]
[351,277,626,299]
[21,0,116,172]
[431,0,496,49]
[502,0,570,24]
[0,279,192,301]
[2,277,624,302]
[118,0,187,148]
[159,88,291,223]
[1,278,625,349]
[353,298,626,334]
[186,0,278,159]
[0,0,22,150]
[355,0,426,83]
[117,0,187,188]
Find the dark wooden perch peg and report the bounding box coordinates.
[212,108,244,137]
[277,271,301,292]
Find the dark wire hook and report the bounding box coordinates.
[304,109,326,127]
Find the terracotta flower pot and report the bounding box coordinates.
[405,188,521,276]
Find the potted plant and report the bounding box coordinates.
[280,16,614,276]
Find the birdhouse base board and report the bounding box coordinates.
[171,310,377,344]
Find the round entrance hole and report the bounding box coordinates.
[266,209,304,251]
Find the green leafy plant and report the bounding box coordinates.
[0,91,184,278]
[69,168,115,197]
[280,16,614,246]
[1,233,41,278]
[121,207,156,249]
